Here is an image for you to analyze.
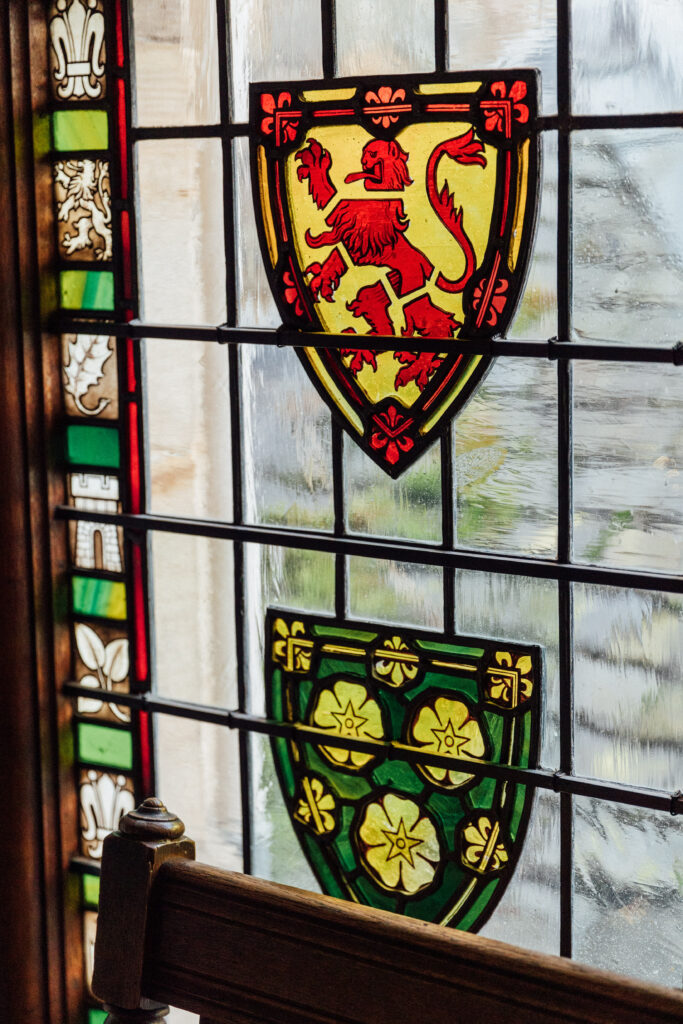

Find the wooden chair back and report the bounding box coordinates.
[93,799,683,1024]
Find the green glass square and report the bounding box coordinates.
[88,1010,108,1024]
[60,270,114,311]
[53,110,108,151]
[66,425,120,468]
[78,722,133,771]
[72,577,127,620]
[82,874,100,908]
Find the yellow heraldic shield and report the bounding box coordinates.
[250,71,540,475]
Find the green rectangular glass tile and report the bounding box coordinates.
[53,109,108,150]
[417,639,485,657]
[66,425,120,468]
[78,722,133,770]
[60,270,114,311]
[89,1010,108,1024]
[72,577,127,620]
[82,873,100,908]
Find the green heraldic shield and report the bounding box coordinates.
[266,610,542,931]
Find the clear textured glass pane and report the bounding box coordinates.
[244,544,336,717]
[336,0,435,76]
[448,0,557,114]
[151,533,237,707]
[574,797,683,985]
[574,584,683,792]
[131,0,220,125]
[136,139,226,324]
[250,732,320,891]
[155,716,242,870]
[241,344,334,528]
[233,137,280,329]
[229,0,322,123]
[454,358,558,556]
[480,789,560,954]
[454,571,559,769]
[146,339,232,520]
[574,361,683,572]
[572,0,683,115]
[509,131,557,340]
[345,435,442,543]
[235,137,335,529]
[348,557,444,630]
[573,129,683,344]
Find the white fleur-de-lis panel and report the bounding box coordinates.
[79,769,135,860]
[49,0,106,101]
[54,160,112,262]
[83,910,98,993]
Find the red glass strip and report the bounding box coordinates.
[115,0,125,67]
[132,543,149,684]
[120,209,132,300]
[313,108,355,118]
[138,709,153,794]
[117,78,128,199]
[424,103,470,113]
[128,400,141,513]
[421,354,464,411]
[126,337,137,392]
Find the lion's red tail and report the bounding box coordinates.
[426,129,486,294]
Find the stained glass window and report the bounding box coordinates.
[33,0,683,1020]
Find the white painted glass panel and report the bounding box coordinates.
[131,0,220,125]
[136,139,226,324]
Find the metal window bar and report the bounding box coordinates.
[63,0,683,967]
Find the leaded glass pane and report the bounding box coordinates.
[574,798,683,986]
[574,584,683,792]
[151,533,237,707]
[336,0,435,76]
[348,557,444,630]
[573,361,683,573]
[345,438,443,543]
[146,339,233,520]
[572,0,683,116]
[573,129,683,344]
[131,0,220,126]
[136,139,226,323]
[448,0,557,113]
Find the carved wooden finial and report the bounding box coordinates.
[93,796,195,1010]
[119,797,185,841]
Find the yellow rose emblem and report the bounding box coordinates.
[311,679,383,769]
[358,792,441,895]
[410,696,486,788]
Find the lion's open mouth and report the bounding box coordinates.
[344,159,383,184]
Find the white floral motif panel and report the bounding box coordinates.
[49,0,106,100]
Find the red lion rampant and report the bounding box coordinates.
[295,130,486,303]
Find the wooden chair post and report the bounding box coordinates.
[92,797,196,1021]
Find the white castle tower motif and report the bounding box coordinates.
[70,473,122,572]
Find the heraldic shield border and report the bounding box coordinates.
[266,610,542,932]
[250,71,540,477]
